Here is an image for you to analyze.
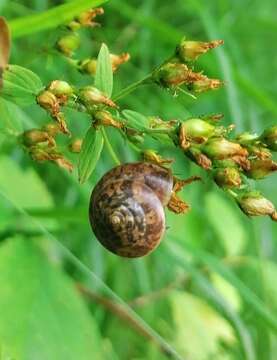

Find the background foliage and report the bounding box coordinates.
[0,0,276,359]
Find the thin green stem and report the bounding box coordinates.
[101,127,121,165]
[113,73,153,101]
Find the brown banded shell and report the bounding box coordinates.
[89,162,174,258]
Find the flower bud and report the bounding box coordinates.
[43,123,61,137]
[37,90,60,115]
[154,62,203,87]
[69,139,82,153]
[22,129,55,147]
[213,167,242,189]
[236,132,259,145]
[246,159,277,179]
[78,86,117,109]
[247,145,271,160]
[261,125,277,151]
[56,33,80,57]
[110,53,130,72]
[179,118,216,149]
[47,80,73,97]
[78,58,97,75]
[94,110,123,129]
[176,39,224,62]
[203,137,248,160]
[190,76,223,93]
[76,7,104,27]
[237,192,277,221]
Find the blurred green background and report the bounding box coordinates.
[0,0,276,359]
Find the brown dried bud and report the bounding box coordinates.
[76,7,104,27]
[246,159,277,179]
[110,53,130,72]
[37,90,60,115]
[78,86,117,109]
[237,192,277,221]
[177,39,224,62]
[191,76,223,93]
[94,110,123,129]
[187,147,212,170]
[22,129,55,148]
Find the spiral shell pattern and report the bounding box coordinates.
[89,162,173,257]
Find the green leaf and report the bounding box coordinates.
[1,65,43,105]
[0,237,102,360]
[95,43,113,97]
[78,126,104,184]
[9,0,108,38]
[205,192,247,256]
[122,110,150,132]
[0,98,24,134]
[171,291,235,360]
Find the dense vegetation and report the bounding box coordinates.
[0,0,276,359]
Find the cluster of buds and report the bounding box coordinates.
[20,125,74,172]
[153,37,224,94]
[56,8,104,57]
[37,80,74,134]
[176,116,277,221]
[78,52,130,76]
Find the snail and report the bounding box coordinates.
[89,162,197,258]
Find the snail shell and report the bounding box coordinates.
[89,162,173,258]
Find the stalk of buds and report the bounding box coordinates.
[79,53,130,75]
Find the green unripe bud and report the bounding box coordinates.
[179,118,216,149]
[237,192,277,221]
[203,138,248,160]
[48,80,73,97]
[261,125,277,151]
[56,33,80,57]
[236,132,259,145]
[213,167,242,189]
[78,86,117,108]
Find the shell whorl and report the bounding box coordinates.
[89,163,173,258]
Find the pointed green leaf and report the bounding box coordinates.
[1,65,43,105]
[0,237,102,360]
[95,43,113,97]
[78,126,104,184]
[122,109,150,132]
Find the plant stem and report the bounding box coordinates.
[101,127,121,165]
[113,73,153,101]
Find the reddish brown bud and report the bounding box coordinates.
[191,76,223,93]
[187,147,212,170]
